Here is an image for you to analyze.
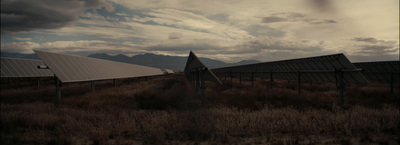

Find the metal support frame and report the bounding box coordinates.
[230,71,233,82]
[192,72,195,89]
[251,72,254,87]
[239,72,242,85]
[55,77,61,103]
[196,69,200,93]
[91,81,95,93]
[200,69,206,106]
[37,77,41,87]
[297,71,301,95]
[270,72,273,89]
[338,71,344,105]
[224,72,227,80]
[390,71,394,94]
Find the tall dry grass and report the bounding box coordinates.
[1,74,399,144]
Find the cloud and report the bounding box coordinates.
[1,0,103,34]
[262,17,287,23]
[344,37,399,61]
[307,0,335,13]
[351,37,379,44]
[168,32,183,39]
[261,12,337,25]
[0,41,40,54]
[13,37,32,41]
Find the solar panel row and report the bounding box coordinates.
[212,53,368,85]
[353,61,399,83]
[1,57,54,78]
[34,50,164,83]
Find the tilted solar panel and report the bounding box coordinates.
[212,53,368,84]
[184,51,222,85]
[353,61,399,82]
[165,69,174,74]
[34,50,164,83]
[1,57,54,78]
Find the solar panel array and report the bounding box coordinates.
[353,61,399,83]
[1,57,54,78]
[212,53,368,84]
[184,51,222,85]
[34,50,164,83]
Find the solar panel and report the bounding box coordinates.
[353,61,399,83]
[1,57,54,78]
[34,50,164,83]
[184,51,222,85]
[165,69,174,74]
[212,53,369,85]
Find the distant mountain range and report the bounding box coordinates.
[1,52,260,71]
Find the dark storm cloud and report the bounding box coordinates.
[262,12,337,25]
[1,0,103,34]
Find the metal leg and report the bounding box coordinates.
[91,81,95,93]
[200,70,206,106]
[270,72,273,89]
[298,71,301,95]
[56,77,61,103]
[239,72,242,85]
[113,79,116,88]
[230,72,233,82]
[37,77,41,87]
[252,72,255,87]
[196,70,200,93]
[390,71,394,94]
[338,71,344,105]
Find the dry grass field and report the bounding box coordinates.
[1,74,399,145]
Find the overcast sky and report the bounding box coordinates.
[1,0,399,62]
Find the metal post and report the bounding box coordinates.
[224,72,227,81]
[113,79,116,88]
[230,71,233,82]
[138,77,140,83]
[297,71,301,95]
[91,81,95,93]
[8,78,11,85]
[129,78,131,85]
[200,69,206,106]
[239,72,242,85]
[37,77,41,87]
[390,71,394,94]
[196,69,200,93]
[192,72,195,89]
[338,71,344,105]
[55,77,61,103]
[251,72,254,87]
[270,72,273,89]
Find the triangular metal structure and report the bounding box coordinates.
[184,51,222,105]
[184,51,222,85]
